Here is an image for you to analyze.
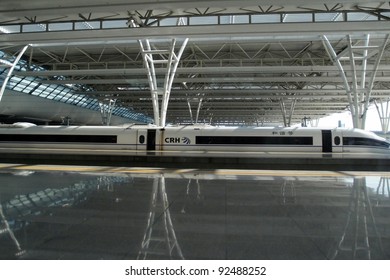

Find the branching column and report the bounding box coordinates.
[330,178,384,259]
[186,94,204,124]
[136,38,188,126]
[279,98,297,127]
[137,176,184,260]
[374,98,390,134]
[99,98,116,126]
[0,45,29,102]
[322,34,389,129]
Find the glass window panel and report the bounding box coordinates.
[32,86,45,95]
[79,96,88,103]
[233,15,249,24]
[75,100,87,107]
[33,84,49,95]
[159,18,177,26]
[23,83,38,93]
[283,13,313,23]
[48,22,73,31]
[315,12,342,22]
[47,88,62,99]
[53,91,64,101]
[220,16,232,24]
[38,91,49,98]
[60,92,72,102]
[190,16,218,25]
[43,85,56,94]
[102,20,127,29]
[347,12,377,21]
[0,25,21,33]
[220,15,249,24]
[10,76,22,84]
[57,94,69,102]
[65,96,75,103]
[12,80,28,91]
[90,103,100,110]
[71,95,82,104]
[19,78,34,87]
[13,84,25,91]
[22,24,46,32]
[382,12,390,20]
[74,21,100,30]
[252,14,281,23]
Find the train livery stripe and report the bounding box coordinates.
[343,137,390,148]
[196,136,313,145]
[0,134,117,143]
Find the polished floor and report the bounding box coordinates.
[0,164,389,260]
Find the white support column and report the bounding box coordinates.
[137,176,184,260]
[322,34,389,129]
[330,178,384,259]
[377,177,390,201]
[186,99,194,124]
[136,38,188,126]
[186,94,204,124]
[130,18,188,126]
[347,35,360,127]
[322,35,355,124]
[254,114,264,127]
[279,98,296,127]
[362,34,390,125]
[0,45,29,102]
[99,98,116,126]
[310,118,320,127]
[195,98,203,124]
[181,179,202,214]
[374,98,390,134]
[137,40,160,124]
[0,203,24,257]
[160,38,189,126]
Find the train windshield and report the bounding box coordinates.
[343,137,390,148]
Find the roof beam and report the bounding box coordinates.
[19,65,346,77]
[79,88,390,96]
[2,21,390,46]
[36,75,390,84]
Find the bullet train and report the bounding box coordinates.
[0,122,389,154]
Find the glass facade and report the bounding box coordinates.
[0,50,152,124]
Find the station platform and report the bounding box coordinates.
[0,163,389,260]
[0,147,390,171]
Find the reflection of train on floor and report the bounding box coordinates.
[0,123,389,153]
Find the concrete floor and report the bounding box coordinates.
[0,165,389,260]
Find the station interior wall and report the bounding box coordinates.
[0,89,139,125]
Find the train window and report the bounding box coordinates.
[196,136,313,145]
[334,136,341,145]
[343,137,390,148]
[139,135,145,144]
[0,134,117,143]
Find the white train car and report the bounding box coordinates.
[0,123,389,154]
[155,125,389,153]
[0,123,139,150]
[157,125,324,152]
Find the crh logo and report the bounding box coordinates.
[182,137,191,144]
[164,137,191,144]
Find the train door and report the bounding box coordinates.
[322,130,333,153]
[137,129,147,150]
[137,129,156,151]
[147,129,156,151]
[332,130,343,153]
